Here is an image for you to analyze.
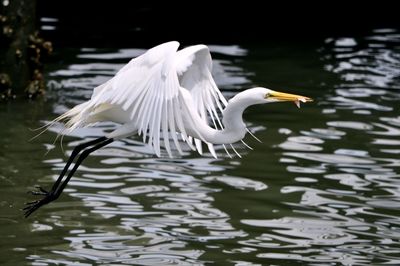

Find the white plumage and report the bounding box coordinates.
[55,41,312,158]
[24,41,313,217]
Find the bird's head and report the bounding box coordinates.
[247,87,313,108]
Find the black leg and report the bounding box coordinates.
[24,137,113,218]
[49,136,107,192]
[54,138,114,197]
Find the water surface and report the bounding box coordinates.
[1,29,400,265]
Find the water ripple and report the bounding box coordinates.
[203,175,267,191]
[17,30,400,265]
[273,29,400,265]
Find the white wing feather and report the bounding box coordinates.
[176,45,227,158]
[64,41,230,158]
[87,41,194,157]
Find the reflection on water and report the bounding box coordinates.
[275,29,400,265]
[2,30,400,265]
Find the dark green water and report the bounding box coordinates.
[1,29,400,265]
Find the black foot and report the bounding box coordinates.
[24,186,56,218]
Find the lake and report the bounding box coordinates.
[1,28,400,265]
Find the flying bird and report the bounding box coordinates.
[24,41,312,217]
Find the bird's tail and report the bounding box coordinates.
[30,102,91,142]
[61,102,92,132]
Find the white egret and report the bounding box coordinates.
[24,41,312,217]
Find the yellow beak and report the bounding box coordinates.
[267,90,313,108]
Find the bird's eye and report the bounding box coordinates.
[264,93,270,99]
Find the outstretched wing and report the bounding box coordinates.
[63,42,231,158]
[176,45,228,157]
[88,41,196,157]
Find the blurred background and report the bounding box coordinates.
[37,2,400,46]
[1,2,400,265]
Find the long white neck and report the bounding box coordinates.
[182,89,259,144]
